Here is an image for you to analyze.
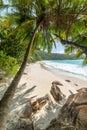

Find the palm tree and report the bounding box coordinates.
[53,0,87,61]
[0,0,54,130]
[0,0,87,130]
[0,17,44,130]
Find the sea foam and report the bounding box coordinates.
[42,60,87,77]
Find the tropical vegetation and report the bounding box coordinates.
[0,0,87,130]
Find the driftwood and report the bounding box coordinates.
[50,81,65,102]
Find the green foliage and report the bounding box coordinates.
[83,56,87,65]
[74,49,83,59]
[0,24,28,63]
[0,0,87,66]
[0,51,19,75]
[73,128,77,130]
[65,45,75,55]
[28,50,42,63]
[0,36,27,63]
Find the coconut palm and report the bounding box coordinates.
[0,1,55,130]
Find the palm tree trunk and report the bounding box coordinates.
[0,20,43,130]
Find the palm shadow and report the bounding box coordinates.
[10,85,37,111]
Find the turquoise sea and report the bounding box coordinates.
[42,60,87,77]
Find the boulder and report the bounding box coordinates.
[7,92,65,130]
[47,91,87,130]
[20,94,51,119]
[60,92,87,130]
[77,87,87,93]
[20,103,33,119]
[52,81,63,86]
[50,83,65,102]
[7,113,33,130]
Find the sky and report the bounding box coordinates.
[0,0,9,16]
[3,0,8,4]
[51,41,65,53]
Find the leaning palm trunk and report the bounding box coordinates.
[0,20,43,130]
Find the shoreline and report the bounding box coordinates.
[17,62,87,101]
[40,61,87,90]
[41,60,87,80]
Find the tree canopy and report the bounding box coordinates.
[0,0,87,74]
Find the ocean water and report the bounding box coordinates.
[41,60,87,77]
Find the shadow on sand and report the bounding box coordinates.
[10,84,37,111]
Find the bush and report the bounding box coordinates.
[0,51,19,75]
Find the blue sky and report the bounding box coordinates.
[51,41,65,53]
[4,0,8,4]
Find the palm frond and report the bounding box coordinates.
[74,49,83,59]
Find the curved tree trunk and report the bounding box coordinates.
[0,20,43,130]
[54,34,87,55]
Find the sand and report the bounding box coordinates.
[17,61,87,101]
[2,61,87,130]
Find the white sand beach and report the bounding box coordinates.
[17,61,87,100]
